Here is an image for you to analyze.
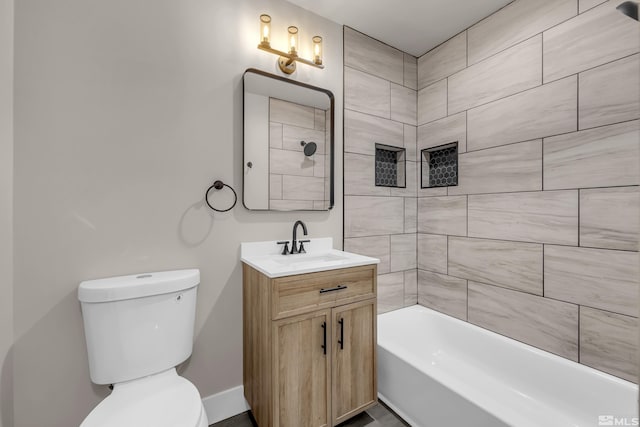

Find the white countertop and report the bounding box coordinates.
[241,237,380,278]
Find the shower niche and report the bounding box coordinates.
[375,143,406,188]
[420,142,458,188]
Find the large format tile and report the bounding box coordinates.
[579,0,607,13]
[418,187,448,198]
[467,0,576,65]
[313,154,326,178]
[404,197,417,234]
[269,98,315,128]
[270,148,315,176]
[391,161,417,198]
[468,191,578,245]
[580,307,638,382]
[448,35,542,114]
[417,80,447,125]
[282,125,325,153]
[543,120,640,190]
[543,0,640,82]
[417,233,447,274]
[344,153,390,196]
[270,123,283,148]
[270,199,314,211]
[345,196,404,238]
[404,53,417,90]
[391,83,417,125]
[418,270,467,321]
[418,32,467,89]
[282,175,324,201]
[390,234,417,272]
[579,54,640,130]
[403,124,417,161]
[580,187,639,251]
[448,139,542,196]
[344,27,404,85]
[344,236,391,274]
[544,245,639,317]
[344,67,391,119]
[417,112,467,154]
[269,174,282,200]
[344,109,403,156]
[378,272,405,314]
[467,76,577,151]
[468,282,579,361]
[404,270,418,306]
[418,196,467,236]
[448,237,543,295]
[314,109,326,131]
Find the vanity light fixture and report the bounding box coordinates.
[257,14,324,74]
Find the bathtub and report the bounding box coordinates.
[377,305,638,427]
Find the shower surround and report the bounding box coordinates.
[344,0,639,383]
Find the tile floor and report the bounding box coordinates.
[210,401,409,427]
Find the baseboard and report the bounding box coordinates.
[202,385,250,425]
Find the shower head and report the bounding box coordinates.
[300,141,318,157]
[617,1,639,21]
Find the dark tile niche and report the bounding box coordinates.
[421,142,458,188]
[375,144,406,188]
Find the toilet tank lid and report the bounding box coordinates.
[78,269,200,303]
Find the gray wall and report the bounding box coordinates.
[0,0,13,424]
[416,0,639,382]
[342,27,419,314]
[12,0,343,425]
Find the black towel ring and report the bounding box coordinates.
[205,180,237,212]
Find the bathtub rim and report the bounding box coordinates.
[377,304,638,426]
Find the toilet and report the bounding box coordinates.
[77,269,209,427]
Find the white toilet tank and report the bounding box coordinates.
[78,269,200,385]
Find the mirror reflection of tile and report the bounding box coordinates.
[269,97,331,210]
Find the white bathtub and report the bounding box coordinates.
[378,305,638,427]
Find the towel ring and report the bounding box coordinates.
[205,180,237,212]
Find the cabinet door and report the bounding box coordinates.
[331,299,377,425]
[273,310,331,427]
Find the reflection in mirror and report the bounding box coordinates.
[243,69,334,211]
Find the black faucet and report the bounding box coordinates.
[291,220,308,254]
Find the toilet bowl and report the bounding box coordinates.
[78,270,209,427]
[80,369,208,427]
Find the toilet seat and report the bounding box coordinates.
[80,369,207,427]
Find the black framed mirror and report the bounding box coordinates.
[243,68,335,211]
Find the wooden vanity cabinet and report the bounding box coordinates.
[243,263,377,427]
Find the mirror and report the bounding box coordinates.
[243,69,334,211]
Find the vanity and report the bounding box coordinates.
[241,237,379,427]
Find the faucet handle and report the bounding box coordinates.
[277,241,290,255]
[298,240,310,254]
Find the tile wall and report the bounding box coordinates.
[269,98,330,210]
[416,0,639,382]
[343,27,418,314]
[344,0,640,382]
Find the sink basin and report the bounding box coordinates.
[241,238,379,278]
[271,253,350,265]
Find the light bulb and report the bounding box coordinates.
[288,26,298,55]
[259,14,271,46]
[312,36,323,65]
